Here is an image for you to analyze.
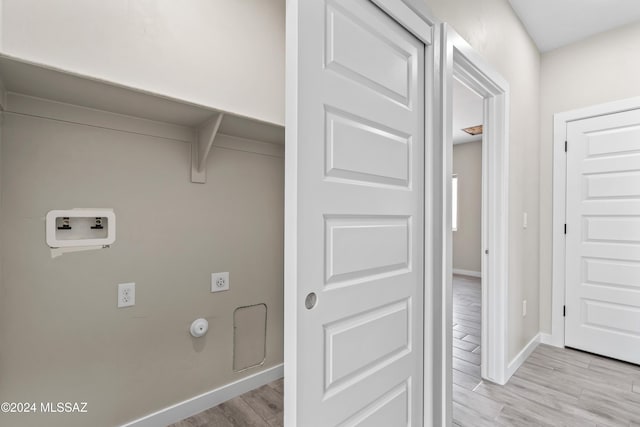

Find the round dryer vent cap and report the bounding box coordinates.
[190,318,209,338]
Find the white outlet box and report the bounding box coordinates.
[46,209,116,248]
[522,299,527,317]
[118,282,135,308]
[211,272,229,293]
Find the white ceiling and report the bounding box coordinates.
[453,78,483,145]
[509,0,640,52]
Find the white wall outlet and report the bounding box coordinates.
[522,299,527,317]
[118,282,135,308]
[211,272,229,293]
[523,212,528,229]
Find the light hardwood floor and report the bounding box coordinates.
[452,274,482,393]
[452,274,640,426]
[172,275,640,426]
[169,379,283,427]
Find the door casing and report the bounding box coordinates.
[550,96,640,348]
[438,24,511,425]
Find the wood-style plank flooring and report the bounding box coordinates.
[169,379,283,427]
[455,343,640,426]
[452,274,482,393]
[172,274,640,426]
[452,274,640,426]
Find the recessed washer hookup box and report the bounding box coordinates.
[45,209,116,248]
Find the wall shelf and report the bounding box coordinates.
[0,54,284,183]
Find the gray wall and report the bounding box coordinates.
[452,141,482,274]
[0,109,284,426]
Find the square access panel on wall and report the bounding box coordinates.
[233,303,267,372]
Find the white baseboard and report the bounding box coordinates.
[506,333,540,381]
[539,333,553,345]
[540,332,564,348]
[121,363,284,427]
[452,268,481,278]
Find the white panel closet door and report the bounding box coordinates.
[565,108,640,365]
[285,0,426,425]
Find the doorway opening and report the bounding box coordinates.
[450,77,484,407]
[438,25,511,425]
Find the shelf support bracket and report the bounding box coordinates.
[191,112,224,183]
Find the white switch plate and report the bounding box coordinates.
[523,212,528,229]
[522,299,527,317]
[211,272,229,293]
[118,282,135,308]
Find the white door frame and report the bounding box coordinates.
[550,96,640,348]
[438,24,510,424]
[284,0,438,425]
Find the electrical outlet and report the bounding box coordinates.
[211,272,229,293]
[522,299,527,317]
[523,212,528,229]
[118,282,135,308]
